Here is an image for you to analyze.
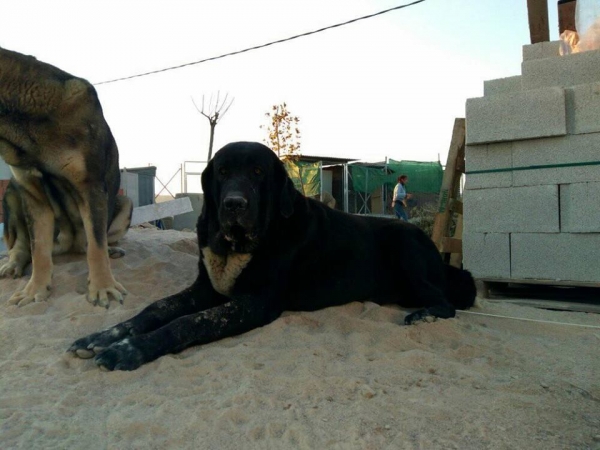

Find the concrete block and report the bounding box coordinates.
[565,82,600,134]
[522,49,600,90]
[465,143,512,189]
[511,233,600,282]
[173,193,203,231]
[560,182,600,232]
[463,232,510,279]
[466,87,566,145]
[483,76,522,96]
[522,41,561,61]
[131,197,193,226]
[463,185,559,233]
[512,134,600,187]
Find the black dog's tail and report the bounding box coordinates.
[444,265,477,310]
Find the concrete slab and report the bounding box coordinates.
[511,134,600,187]
[173,193,204,231]
[522,41,561,61]
[483,76,522,96]
[565,82,600,135]
[466,87,566,145]
[560,182,600,232]
[463,232,511,279]
[131,197,193,226]
[511,233,600,282]
[465,143,512,190]
[463,185,559,233]
[521,48,600,90]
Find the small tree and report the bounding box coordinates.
[261,102,301,160]
[192,92,234,161]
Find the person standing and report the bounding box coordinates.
[392,175,411,221]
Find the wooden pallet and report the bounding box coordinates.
[479,278,600,313]
[431,118,465,268]
[480,277,600,296]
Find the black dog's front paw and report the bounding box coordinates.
[404,306,456,325]
[68,324,131,359]
[404,309,437,325]
[94,339,146,371]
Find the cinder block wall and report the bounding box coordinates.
[464,42,600,284]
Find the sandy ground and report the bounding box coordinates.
[0,228,599,450]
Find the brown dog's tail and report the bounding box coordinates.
[444,265,477,310]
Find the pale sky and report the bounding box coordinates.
[2,0,559,193]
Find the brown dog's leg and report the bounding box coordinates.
[0,181,31,279]
[107,195,133,245]
[76,185,127,308]
[7,172,54,306]
[106,194,132,259]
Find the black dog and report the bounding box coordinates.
[69,142,476,371]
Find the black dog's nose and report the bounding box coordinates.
[223,195,248,212]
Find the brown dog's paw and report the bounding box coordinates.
[87,277,127,308]
[0,260,25,279]
[108,246,126,259]
[7,279,51,306]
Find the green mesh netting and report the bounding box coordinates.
[386,159,444,194]
[283,158,442,198]
[349,160,442,194]
[283,160,321,197]
[348,165,388,194]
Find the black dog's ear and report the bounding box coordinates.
[198,159,217,247]
[277,161,296,218]
[201,158,214,196]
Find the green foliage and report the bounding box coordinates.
[409,203,437,237]
[409,203,458,238]
[261,102,301,160]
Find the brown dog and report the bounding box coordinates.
[0,47,132,307]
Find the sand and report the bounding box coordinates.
[0,228,598,450]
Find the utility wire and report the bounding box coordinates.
[94,0,426,86]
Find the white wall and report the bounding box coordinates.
[322,169,333,194]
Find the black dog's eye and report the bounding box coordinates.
[219,167,228,176]
[253,167,262,176]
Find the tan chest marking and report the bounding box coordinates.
[201,247,252,296]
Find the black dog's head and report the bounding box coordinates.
[199,142,297,254]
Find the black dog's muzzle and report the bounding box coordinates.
[223,192,248,213]
[219,187,260,250]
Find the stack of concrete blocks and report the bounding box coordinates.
[464,41,600,285]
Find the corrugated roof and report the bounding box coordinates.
[298,155,359,164]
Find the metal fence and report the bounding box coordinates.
[181,161,208,194]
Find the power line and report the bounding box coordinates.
[94,0,426,86]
